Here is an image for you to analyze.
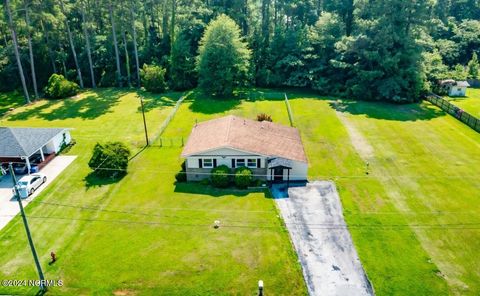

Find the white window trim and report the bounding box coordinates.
[203,158,214,168]
[247,158,257,168]
[235,158,246,167]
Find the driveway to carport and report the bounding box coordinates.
[0,155,76,231]
[275,181,374,296]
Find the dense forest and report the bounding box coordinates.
[1,0,479,103]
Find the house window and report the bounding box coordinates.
[247,159,257,168]
[236,159,245,167]
[457,88,462,92]
[203,158,214,168]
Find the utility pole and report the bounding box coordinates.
[139,97,149,146]
[9,163,46,293]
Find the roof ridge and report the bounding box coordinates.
[6,127,29,156]
[225,115,234,145]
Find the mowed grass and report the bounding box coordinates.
[287,95,450,295]
[447,88,480,117]
[0,91,25,116]
[0,90,306,295]
[1,88,479,295]
[335,99,480,295]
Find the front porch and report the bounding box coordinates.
[268,157,293,186]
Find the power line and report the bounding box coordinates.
[33,199,480,218]
[87,166,480,180]
[3,212,480,231]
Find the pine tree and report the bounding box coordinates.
[196,14,251,97]
[467,52,479,79]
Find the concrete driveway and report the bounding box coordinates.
[0,155,76,231]
[275,181,374,296]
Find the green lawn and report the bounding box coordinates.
[0,89,306,295]
[0,91,25,117]
[446,88,480,117]
[1,88,479,295]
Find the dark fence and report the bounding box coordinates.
[425,94,480,133]
[149,91,190,143]
[150,137,185,147]
[467,79,480,88]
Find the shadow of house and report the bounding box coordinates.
[7,89,127,122]
[330,99,445,121]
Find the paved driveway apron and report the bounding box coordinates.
[276,181,374,296]
[0,155,76,231]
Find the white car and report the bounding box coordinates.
[13,174,47,198]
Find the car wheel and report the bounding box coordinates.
[29,188,34,196]
[43,177,47,184]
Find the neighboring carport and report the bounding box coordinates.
[0,155,76,231]
[275,181,374,296]
[0,127,71,173]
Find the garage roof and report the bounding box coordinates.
[181,115,308,163]
[0,127,67,157]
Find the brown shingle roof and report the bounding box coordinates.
[181,115,308,163]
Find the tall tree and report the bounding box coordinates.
[334,0,429,102]
[5,0,30,103]
[40,19,57,73]
[109,1,122,87]
[130,0,140,86]
[196,14,251,97]
[60,0,84,88]
[122,30,131,86]
[23,0,39,99]
[81,1,96,88]
[467,52,479,79]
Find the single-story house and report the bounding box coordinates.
[0,127,71,173]
[181,115,308,183]
[439,80,470,96]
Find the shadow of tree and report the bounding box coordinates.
[174,182,253,197]
[84,171,126,189]
[137,90,180,113]
[0,92,25,116]
[4,100,59,121]
[7,89,127,121]
[188,90,242,114]
[330,99,445,121]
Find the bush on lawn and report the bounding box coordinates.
[88,142,131,178]
[44,74,79,99]
[234,166,253,188]
[141,64,167,93]
[256,113,272,122]
[175,161,187,182]
[211,165,231,188]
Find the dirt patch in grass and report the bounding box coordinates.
[113,290,137,296]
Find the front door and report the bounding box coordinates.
[273,167,283,182]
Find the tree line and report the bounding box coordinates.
[1,0,479,104]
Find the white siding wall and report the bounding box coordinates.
[265,160,308,181]
[44,130,71,154]
[449,86,467,97]
[288,161,308,181]
[186,157,199,168]
[185,148,308,181]
[186,155,267,169]
[185,148,267,169]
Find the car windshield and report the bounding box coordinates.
[18,181,29,186]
